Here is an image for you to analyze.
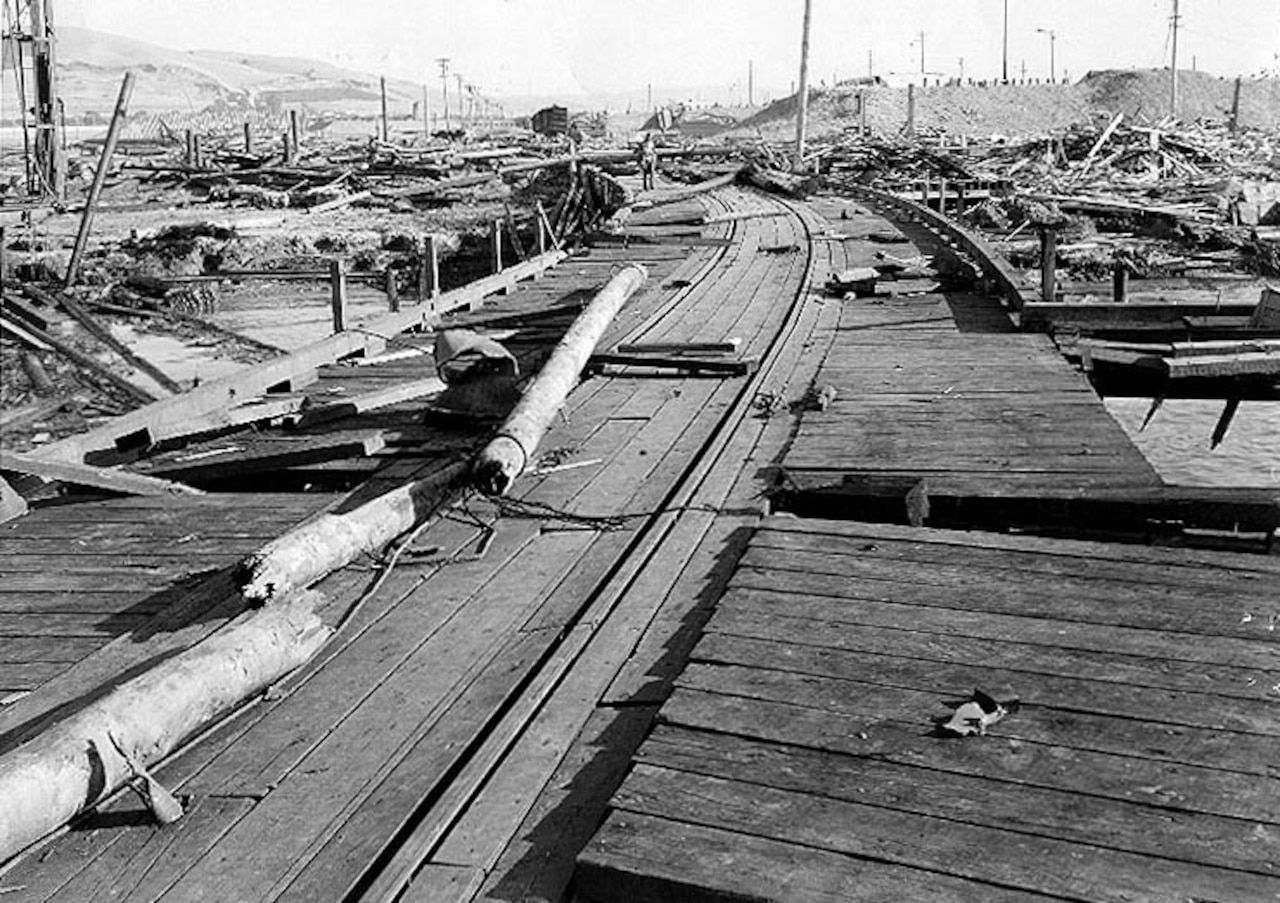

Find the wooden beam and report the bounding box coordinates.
[2,315,156,404]
[0,475,28,525]
[65,72,135,286]
[292,377,445,427]
[136,430,387,484]
[0,449,202,496]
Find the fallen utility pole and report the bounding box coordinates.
[237,462,467,604]
[473,265,648,496]
[65,71,135,287]
[0,593,330,862]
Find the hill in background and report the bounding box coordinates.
[732,69,1280,141]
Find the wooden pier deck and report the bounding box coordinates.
[576,196,1280,901]
[3,187,1276,903]
[578,517,1280,902]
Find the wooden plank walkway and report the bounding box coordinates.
[578,516,1280,902]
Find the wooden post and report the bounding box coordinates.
[906,83,916,138]
[330,259,347,334]
[859,90,868,136]
[1112,262,1128,303]
[418,235,439,303]
[1229,77,1242,133]
[283,131,293,164]
[793,0,814,171]
[492,219,510,295]
[1039,228,1057,303]
[385,268,400,312]
[0,226,7,283]
[243,122,253,154]
[937,178,948,214]
[956,182,967,216]
[380,76,389,142]
[920,179,929,208]
[65,71,135,287]
[184,130,194,166]
[422,84,430,140]
[192,134,202,169]
[290,110,300,156]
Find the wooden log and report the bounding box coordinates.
[236,462,467,603]
[66,72,135,287]
[20,351,56,395]
[472,265,647,496]
[0,593,330,862]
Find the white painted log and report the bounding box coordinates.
[237,461,467,604]
[0,594,330,862]
[472,264,647,496]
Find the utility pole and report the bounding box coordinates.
[29,0,64,198]
[868,49,873,78]
[794,0,813,172]
[748,59,754,106]
[437,58,451,131]
[1169,0,1181,116]
[379,75,388,142]
[1001,0,1009,82]
[1036,28,1056,82]
[454,74,465,129]
[422,84,430,140]
[959,57,965,82]
[912,31,926,75]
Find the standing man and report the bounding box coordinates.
[638,133,658,190]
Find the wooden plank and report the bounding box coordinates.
[0,475,28,525]
[693,632,1280,750]
[724,578,1278,671]
[661,685,1279,823]
[397,864,486,903]
[755,517,1280,574]
[136,430,387,483]
[293,377,445,427]
[705,604,1278,701]
[0,449,202,497]
[731,547,1279,638]
[607,764,1279,902]
[576,809,1056,903]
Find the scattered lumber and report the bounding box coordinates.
[472,264,648,496]
[133,430,387,485]
[0,593,329,862]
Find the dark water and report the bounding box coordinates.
[1106,399,1280,488]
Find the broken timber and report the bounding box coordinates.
[31,249,567,464]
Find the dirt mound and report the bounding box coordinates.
[1080,69,1280,129]
[726,71,1280,141]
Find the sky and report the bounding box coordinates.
[55,0,1280,99]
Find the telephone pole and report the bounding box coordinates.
[1169,0,1181,116]
[1001,0,1009,82]
[793,0,813,171]
[436,58,451,131]
[748,59,754,106]
[1035,28,1056,82]
[912,31,926,75]
[28,0,65,198]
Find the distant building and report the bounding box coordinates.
[531,105,569,136]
